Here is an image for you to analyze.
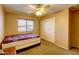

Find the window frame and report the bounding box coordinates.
[18,18,35,32]
[26,19,35,32]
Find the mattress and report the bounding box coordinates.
[2,33,39,44]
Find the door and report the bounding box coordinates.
[41,17,55,43]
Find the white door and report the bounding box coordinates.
[41,17,55,43]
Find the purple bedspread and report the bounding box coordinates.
[2,33,39,44]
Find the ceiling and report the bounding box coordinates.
[70,5,79,11]
[2,4,76,17]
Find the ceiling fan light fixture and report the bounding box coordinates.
[35,10,42,16]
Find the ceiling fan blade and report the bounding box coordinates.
[27,5,36,10]
[41,4,54,9]
[39,5,51,14]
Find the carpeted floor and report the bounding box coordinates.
[18,39,79,55]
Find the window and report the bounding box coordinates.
[18,19,27,32]
[18,19,34,32]
[26,20,34,31]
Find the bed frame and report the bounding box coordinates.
[2,34,40,50]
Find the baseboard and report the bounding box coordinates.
[71,45,79,49]
[54,43,69,50]
[41,39,69,49]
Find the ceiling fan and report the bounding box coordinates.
[28,4,53,16]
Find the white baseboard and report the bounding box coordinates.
[42,38,69,50]
[54,43,69,50]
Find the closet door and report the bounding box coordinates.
[41,17,55,43]
[48,18,55,43]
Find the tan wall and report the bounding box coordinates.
[55,9,69,49]
[0,5,4,43]
[68,9,72,48]
[41,9,69,49]
[70,10,79,48]
[4,12,40,36]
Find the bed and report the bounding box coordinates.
[2,33,40,50]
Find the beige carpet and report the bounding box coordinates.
[18,39,79,55]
